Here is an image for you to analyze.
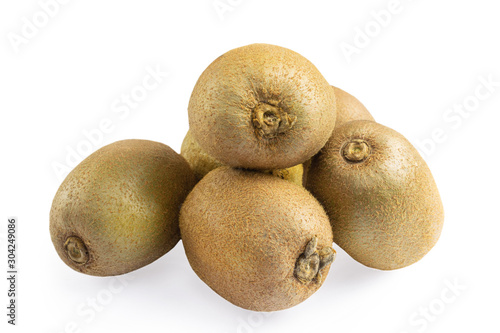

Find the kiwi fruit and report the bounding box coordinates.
[332,86,375,128]
[50,139,196,276]
[261,164,304,186]
[181,129,304,185]
[303,86,375,184]
[188,43,336,170]
[180,167,335,311]
[305,120,444,270]
[180,129,225,182]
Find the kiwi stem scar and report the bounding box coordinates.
[64,236,89,265]
[294,236,336,284]
[251,102,297,139]
[342,139,371,163]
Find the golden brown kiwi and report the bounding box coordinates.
[305,120,444,270]
[303,86,375,184]
[332,86,375,128]
[180,167,336,311]
[50,139,196,276]
[181,129,303,185]
[180,129,225,182]
[188,43,336,170]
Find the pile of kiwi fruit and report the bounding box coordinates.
[50,43,444,312]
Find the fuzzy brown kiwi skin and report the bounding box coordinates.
[331,86,375,128]
[50,139,196,276]
[305,120,444,270]
[188,43,336,170]
[180,167,335,312]
[303,86,375,184]
[181,129,304,185]
[180,129,225,182]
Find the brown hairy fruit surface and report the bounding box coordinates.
[306,121,444,270]
[50,139,196,276]
[181,129,304,185]
[302,86,375,184]
[262,164,303,186]
[332,86,375,128]
[180,129,224,182]
[188,43,336,170]
[180,167,335,311]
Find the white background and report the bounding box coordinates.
[1,0,499,332]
